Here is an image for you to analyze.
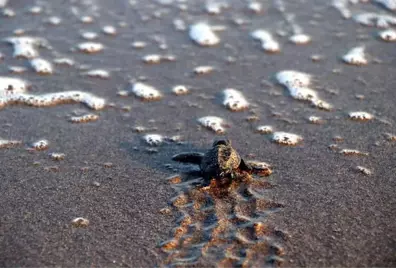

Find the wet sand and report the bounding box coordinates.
[0,0,395,267]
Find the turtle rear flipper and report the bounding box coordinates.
[238,158,253,172]
[172,152,204,164]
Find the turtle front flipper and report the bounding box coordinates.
[238,158,253,172]
[172,152,204,164]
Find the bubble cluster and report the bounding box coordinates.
[256,125,273,134]
[143,134,164,146]
[189,22,220,47]
[0,138,22,148]
[275,70,332,110]
[76,42,104,53]
[348,111,374,121]
[69,113,99,123]
[272,131,303,146]
[222,88,249,111]
[0,77,106,110]
[198,116,226,134]
[81,69,110,79]
[130,82,162,101]
[81,31,98,40]
[355,165,372,175]
[102,25,117,35]
[289,34,311,45]
[342,46,368,65]
[4,36,41,58]
[171,85,189,95]
[30,58,53,74]
[31,139,49,151]
[194,65,214,75]
[353,13,396,28]
[339,148,369,156]
[49,152,65,161]
[142,54,176,64]
[251,30,280,53]
[378,29,396,41]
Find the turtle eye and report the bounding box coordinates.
[213,139,230,146]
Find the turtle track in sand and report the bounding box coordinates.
[160,169,286,267]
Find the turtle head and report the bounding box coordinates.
[213,139,231,147]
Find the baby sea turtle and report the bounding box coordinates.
[172,139,252,180]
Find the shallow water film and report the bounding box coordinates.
[0,0,395,267]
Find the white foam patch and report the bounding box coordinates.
[172,85,189,95]
[275,70,332,110]
[4,36,41,59]
[69,113,99,123]
[375,0,396,11]
[348,111,374,121]
[102,25,117,35]
[47,16,62,25]
[49,152,65,160]
[379,29,396,41]
[0,77,106,110]
[272,132,302,145]
[222,88,249,111]
[30,58,53,74]
[248,2,263,13]
[251,30,280,53]
[31,139,49,151]
[194,66,214,75]
[332,0,358,19]
[144,134,164,146]
[81,31,98,40]
[77,42,104,53]
[339,148,369,156]
[0,138,21,148]
[256,125,273,134]
[198,116,226,134]
[342,46,368,65]
[53,58,75,66]
[0,0,8,8]
[353,13,396,28]
[81,69,110,79]
[130,82,162,101]
[142,54,176,64]
[205,1,228,15]
[289,33,311,45]
[189,22,220,47]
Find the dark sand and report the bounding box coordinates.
[0,0,395,267]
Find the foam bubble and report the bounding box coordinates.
[0,77,106,110]
[4,36,40,58]
[102,25,117,35]
[256,125,273,134]
[9,66,27,73]
[355,166,372,175]
[131,41,146,49]
[222,88,249,111]
[69,113,99,123]
[272,131,303,145]
[71,217,89,228]
[2,8,15,17]
[80,16,94,24]
[142,54,176,64]
[28,6,42,14]
[379,29,396,41]
[77,42,104,53]
[30,58,53,74]
[275,70,332,110]
[194,65,214,75]
[248,2,263,13]
[80,31,98,40]
[47,16,62,25]
[172,85,189,95]
[205,1,228,15]
[144,134,164,146]
[31,139,49,151]
[289,33,311,45]
[53,58,75,66]
[130,82,162,101]
[348,111,374,121]
[49,152,65,161]
[353,13,396,28]
[339,149,368,156]
[81,69,110,79]
[342,46,368,65]
[251,30,280,53]
[198,116,226,133]
[189,22,220,47]
[0,138,22,148]
[308,116,324,124]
